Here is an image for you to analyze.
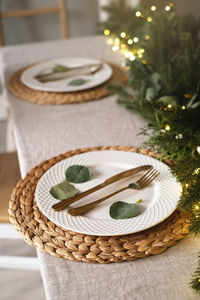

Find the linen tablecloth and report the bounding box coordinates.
[1,36,200,300]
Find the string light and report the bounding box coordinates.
[104,29,110,36]
[120,32,126,38]
[165,5,171,11]
[129,55,136,61]
[128,39,133,45]
[107,38,113,45]
[181,106,186,110]
[197,146,200,154]
[194,205,200,210]
[167,104,172,108]
[112,45,119,51]
[169,2,174,7]
[145,35,150,40]
[135,11,141,17]
[133,37,139,43]
[185,183,189,188]
[147,17,152,22]
[165,125,170,131]
[194,168,200,175]
[151,5,157,11]
[125,52,136,61]
[175,134,183,140]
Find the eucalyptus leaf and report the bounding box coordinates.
[65,165,91,183]
[68,78,90,86]
[151,72,162,92]
[187,93,200,108]
[50,181,79,200]
[145,87,157,101]
[109,201,141,219]
[52,64,69,72]
[157,95,178,106]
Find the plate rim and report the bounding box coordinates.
[20,57,113,93]
[35,150,181,236]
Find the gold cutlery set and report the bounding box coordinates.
[52,165,159,216]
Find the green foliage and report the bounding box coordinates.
[190,253,200,293]
[102,0,200,293]
[109,201,141,219]
[65,165,91,184]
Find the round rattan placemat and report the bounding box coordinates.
[9,146,189,263]
[8,64,127,105]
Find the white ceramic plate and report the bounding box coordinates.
[21,58,113,92]
[35,151,181,236]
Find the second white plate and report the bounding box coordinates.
[35,151,181,236]
[21,57,113,92]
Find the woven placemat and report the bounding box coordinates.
[9,146,190,264]
[8,64,127,105]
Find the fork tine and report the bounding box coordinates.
[137,168,159,187]
[138,169,158,185]
[136,167,153,185]
[141,170,160,187]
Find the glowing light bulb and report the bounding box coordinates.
[114,38,120,44]
[194,168,200,175]
[112,45,119,51]
[181,106,186,110]
[195,205,200,210]
[135,11,141,17]
[120,32,126,38]
[129,55,136,61]
[128,39,133,45]
[147,17,152,22]
[165,5,171,11]
[197,146,200,154]
[104,29,110,36]
[133,37,139,43]
[165,125,170,131]
[140,48,145,53]
[145,35,150,40]
[167,104,172,108]
[185,183,189,188]
[151,5,157,11]
[107,38,113,45]
[138,53,143,58]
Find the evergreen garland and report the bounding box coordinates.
[101,0,200,293]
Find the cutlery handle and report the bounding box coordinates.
[52,165,151,211]
[52,182,107,211]
[68,186,128,216]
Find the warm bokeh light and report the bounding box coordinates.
[151,5,157,11]
[120,32,126,38]
[135,11,141,17]
[104,29,110,36]
[133,37,139,43]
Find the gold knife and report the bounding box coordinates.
[52,164,152,211]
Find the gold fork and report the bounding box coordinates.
[68,167,160,216]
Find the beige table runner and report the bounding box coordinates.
[1,36,200,300]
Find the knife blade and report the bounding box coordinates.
[51,164,152,211]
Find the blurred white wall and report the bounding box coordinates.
[0,0,99,45]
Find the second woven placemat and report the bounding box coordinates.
[8,64,127,105]
[9,146,189,263]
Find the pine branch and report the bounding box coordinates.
[190,252,200,293]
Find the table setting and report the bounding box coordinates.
[2,2,200,299]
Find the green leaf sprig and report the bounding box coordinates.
[109,199,142,219]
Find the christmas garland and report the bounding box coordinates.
[101,0,200,293]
